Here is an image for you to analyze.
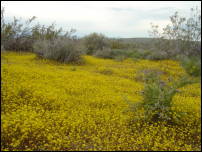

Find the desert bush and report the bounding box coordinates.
[127,71,196,124]
[109,49,128,58]
[146,51,168,60]
[33,38,82,64]
[83,33,109,55]
[1,7,36,51]
[93,48,149,60]
[93,47,115,59]
[1,7,77,52]
[140,72,174,122]
[126,49,152,60]
[109,38,126,49]
[179,56,201,77]
[141,74,194,121]
[1,17,36,51]
[32,23,77,42]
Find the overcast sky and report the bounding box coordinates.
[1,1,201,38]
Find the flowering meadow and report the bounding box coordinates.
[1,51,201,151]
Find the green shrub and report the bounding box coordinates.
[110,49,128,59]
[146,51,168,60]
[33,38,82,64]
[144,73,196,123]
[140,72,173,122]
[126,49,151,59]
[109,39,126,49]
[180,56,201,77]
[126,70,196,124]
[83,33,109,55]
[93,48,114,59]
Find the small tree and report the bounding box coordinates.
[1,7,36,51]
[149,6,201,57]
[31,23,77,41]
[1,7,77,52]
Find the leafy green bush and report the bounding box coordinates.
[33,38,82,64]
[143,72,195,123]
[126,70,196,124]
[145,74,196,123]
[180,56,201,77]
[141,72,174,122]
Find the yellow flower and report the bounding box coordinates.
[1,51,201,151]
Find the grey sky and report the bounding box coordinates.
[1,1,201,38]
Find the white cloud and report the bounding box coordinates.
[1,1,201,38]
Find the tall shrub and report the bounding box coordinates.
[149,6,201,57]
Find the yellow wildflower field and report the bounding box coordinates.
[1,51,201,151]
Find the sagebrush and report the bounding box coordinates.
[33,38,82,64]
